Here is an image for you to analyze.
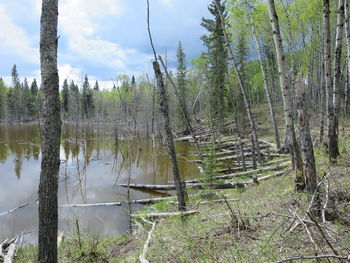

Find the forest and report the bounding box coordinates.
[1,0,350,262]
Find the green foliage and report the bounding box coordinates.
[201,145,220,192]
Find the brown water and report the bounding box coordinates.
[0,124,199,244]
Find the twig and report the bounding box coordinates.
[322,178,330,223]
[307,212,340,258]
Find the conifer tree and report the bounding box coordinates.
[176,41,189,133]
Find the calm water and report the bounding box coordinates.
[0,124,199,244]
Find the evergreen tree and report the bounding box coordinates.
[176,41,189,132]
[93,80,99,91]
[8,64,23,120]
[82,74,94,119]
[61,79,69,115]
[28,79,39,117]
[0,79,7,120]
[23,78,31,119]
[201,0,228,135]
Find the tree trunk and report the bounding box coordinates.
[328,0,344,161]
[250,15,281,150]
[152,61,186,211]
[267,0,304,191]
[295,76,317,195]
[38,0,61,262]
[345,0,350,115]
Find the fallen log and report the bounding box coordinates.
[120,181,245,191]
[215,158,290,174]
[0,200,37,217]
[131,210,199,218]
[120,170,290,192]
[193,144,271,157]
[129,196,176,204]
[174,163,290,184]
[59,201,122,208]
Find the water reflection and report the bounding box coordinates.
[0,124,199,244]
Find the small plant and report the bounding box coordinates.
[200,144,220,198]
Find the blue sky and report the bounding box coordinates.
[0,0,211,89]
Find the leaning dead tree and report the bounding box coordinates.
[38,0,61,262]
[146,0,186,211]
[267,0,304,191]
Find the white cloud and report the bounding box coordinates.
[58,0,132,69]
[160,0,173,6]
[0,4,38,63]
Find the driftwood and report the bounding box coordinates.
[131,210,199,218]
[129,196,175,204]
[195,144,271,157]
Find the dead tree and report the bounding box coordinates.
[38,0,61,262]
[146,0,186,211]
[295,76,317,195]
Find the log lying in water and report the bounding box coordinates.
[59,201,122,208]
[172,163,290,184]
[119,181,246,191]
[131,210,199,218]
[0,200,37,217]
[129,196,176,204]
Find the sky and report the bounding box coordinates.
[0,0,212,89]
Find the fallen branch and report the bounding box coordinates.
[0,200,37,217]
[131,210,199,218]
[274,254,349,263]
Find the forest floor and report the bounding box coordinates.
[14,105,350,262]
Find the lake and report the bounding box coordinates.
[0,124,200,244]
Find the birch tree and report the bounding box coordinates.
[328,0,345,161]
[267,0,304,191]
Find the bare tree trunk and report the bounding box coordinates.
[345,0,350,115]
[147,0,186,211]
[296,76,317,195]
[38,0,61,262]
[267,0,304,191]
[328,0,344,161]
[249,15,281,150]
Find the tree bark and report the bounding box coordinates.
[295,76,317,195]
[267,0,304,191]
[328,0,344,161]
[344,0,350,115]
[38,0,61,262]
[152,61,186,211]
